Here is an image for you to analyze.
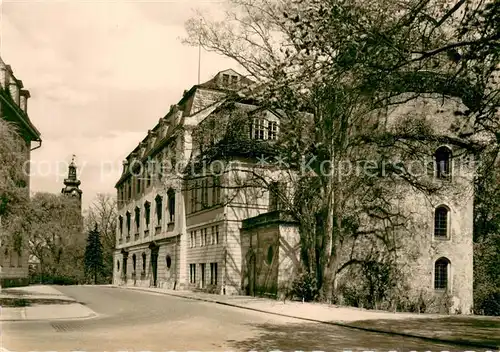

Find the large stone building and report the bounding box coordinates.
[114,69,475,313]
[0,56,42,287]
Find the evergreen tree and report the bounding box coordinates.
[84,223,104,284]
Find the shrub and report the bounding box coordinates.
[290,272,319,302]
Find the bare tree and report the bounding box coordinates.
[84,193,117,282]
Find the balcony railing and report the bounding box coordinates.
[126,235,131,243]
[144,229,150,237]
[134,233,140,241]
[155,226,161,235]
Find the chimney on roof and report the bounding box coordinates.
[20,90,30,113]
[122,159,129,174]
[0,64,10,89]
[9,78,20,106]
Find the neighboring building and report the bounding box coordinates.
[0,56,42,287]
[113,69,475,313]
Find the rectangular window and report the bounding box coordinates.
[211,226,215,245]
[203,179,209,208]
[230,75,238,87]
[189,264,196,284]
[190,182,197,213]
[203,228,208,246]
[215,225,219,244]
[200,263,206,288]
[194,181,199,212]
[193,230,197,248]
[212,176,221,205]
[210,262,218,285]
[136,178,141,194]
[222,74,229,86]
[269,121,278,140]
[252,118,266,140]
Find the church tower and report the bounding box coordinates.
[61,155,83,208]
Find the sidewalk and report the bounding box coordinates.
[115,285,500,350]
[0,285,97,321]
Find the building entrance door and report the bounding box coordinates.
[151,252,158,287]
[149,242,159,287]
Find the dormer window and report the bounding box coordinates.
[230,75,238,87]
[250,115,279,141]
[222,74,229,86]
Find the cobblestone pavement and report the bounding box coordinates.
[0,286,494,352]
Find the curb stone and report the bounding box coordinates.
[0,311,98,322]
[114,285,499,350]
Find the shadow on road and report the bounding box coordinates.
[350,316,500,348]
[228,321,494,351]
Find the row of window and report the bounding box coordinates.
[189,176,221,214]
[117,254,449,291]
[2,249,23,268]
[118,189,175,237]
[118,117,280,205]
[117,253,173,274]
[189,225,220,248]
[189,262,218,287]
[118,149,177,204]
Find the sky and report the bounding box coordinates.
[0,0,239,211]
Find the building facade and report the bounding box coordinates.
[114,70,475,313]
[0,56,42,287]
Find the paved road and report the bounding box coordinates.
[0,286,488,351]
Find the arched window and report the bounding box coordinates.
[142,252,146,272]
[435,146,452,179]
[155,195,163,226]
[132,254,137,272]
[117,260,120,271]
[434,257,450,290]
[125,211,131,234]
[118,216,123,235]
[166,255,172,269]
[144,201,151,228]
[167,188,175,222]
[134,206,141,231]
[434,206,449,239]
